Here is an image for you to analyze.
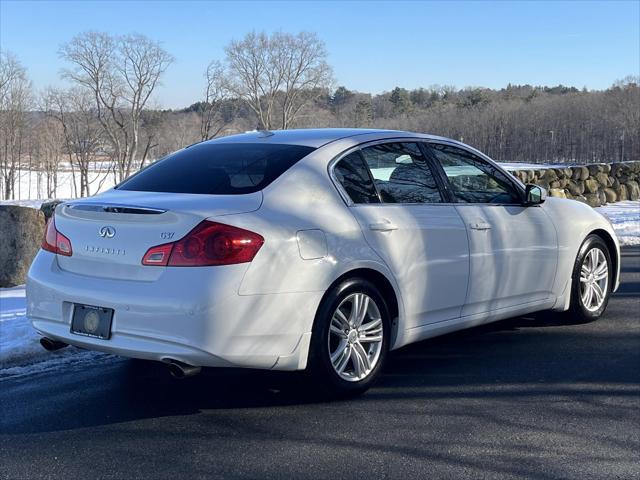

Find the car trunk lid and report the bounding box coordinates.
[53,190,262,280]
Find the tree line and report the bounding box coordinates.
[0,30,638,200]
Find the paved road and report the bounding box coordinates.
[1,248,639,480]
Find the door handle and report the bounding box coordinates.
[469,221,492,231]
[369,220,398,232]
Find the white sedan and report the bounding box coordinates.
[28,129,620,395]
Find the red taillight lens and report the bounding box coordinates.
[42,218,57,254]
[41,217,73,257]
[141,221,264,267]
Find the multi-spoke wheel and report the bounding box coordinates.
[328,293,384,382]
[568,235,612,323]
[579,247,609,312]
[308,278,390,396]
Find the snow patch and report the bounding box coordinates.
[0,285,104,378]
[1,165,115,202]
[0,199,53,209]
[500,162,564,170]
[596,201,640,246]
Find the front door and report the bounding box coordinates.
[427,142,558,316]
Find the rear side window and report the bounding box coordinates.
[360,142,443,204]
[117,143,315,194]
[334,151,380,204]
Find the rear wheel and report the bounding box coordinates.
[308,278,390,397]
[567,235,612,323]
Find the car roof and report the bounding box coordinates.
[207,128,450,148]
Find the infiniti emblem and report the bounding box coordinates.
[99,226,116,238]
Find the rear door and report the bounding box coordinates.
[332,141,469,328]
[427,142,558,316]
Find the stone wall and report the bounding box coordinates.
[509,161,640,207]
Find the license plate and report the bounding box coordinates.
[71,304,114,340]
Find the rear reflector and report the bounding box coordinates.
[142,221,264,267]
[41,217,73,256]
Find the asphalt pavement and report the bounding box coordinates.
[1,247,639,480]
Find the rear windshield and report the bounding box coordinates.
[117,142,315,194]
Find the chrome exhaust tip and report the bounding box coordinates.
[40,337,68,351]
[167,360,201,379]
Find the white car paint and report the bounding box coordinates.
[454,203,558,316]
[27,129,621,372]
[348,203,469,326]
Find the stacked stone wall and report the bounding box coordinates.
[510,161,640,207]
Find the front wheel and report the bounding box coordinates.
[567,235,613,323]
[307,278,390,397]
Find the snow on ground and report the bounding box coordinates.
[596,201,640,246]
[500,162,564,170]
[4,166,116,202]
[0,199,57,209]
[0,285,107,378]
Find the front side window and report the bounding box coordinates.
[117,142,315,195]
[360,142,443,204]
[429,143,521,204]
[333,151,380,204]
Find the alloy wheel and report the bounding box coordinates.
[328,292,384,382]
[579,247,609,312]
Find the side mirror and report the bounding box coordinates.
[524,184,547,205]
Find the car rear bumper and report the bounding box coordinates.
[27,251,322,370]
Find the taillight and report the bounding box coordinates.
[41,217,73,256]
[142,221,264,267]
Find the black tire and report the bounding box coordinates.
[566,235,613,323]
[307,277,390,397]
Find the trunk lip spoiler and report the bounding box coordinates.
[65,202,167,215]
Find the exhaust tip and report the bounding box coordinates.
[40,337,68,351]
[167,360,201,379]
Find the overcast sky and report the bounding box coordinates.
[1,0,638,109]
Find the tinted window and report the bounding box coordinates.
[429,143,521,204]
[334,151,380,204]
[117,143,315,194]
[360,142,442,204]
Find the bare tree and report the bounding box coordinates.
[224,31,332,130]
[0,51,24,104]
[43,87,105,197]
[138,108,162,167]
[59,32,173,182]
[277,32,333,129]
[199,60,233,140]
[0,51,32,199]
[154,111,201,158]
[31,115,64,199]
